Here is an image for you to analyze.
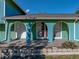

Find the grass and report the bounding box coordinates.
[45,55,79,59]
[30,55,79,59]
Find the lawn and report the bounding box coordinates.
[30,55,79,59]
[45,55,79,59]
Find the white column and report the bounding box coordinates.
[74,22,75,40]
[7,23,11,46]
[4,0,5,17]
[5,21,8,40]
[7,23,13,45]
[45,23,55,42]
[74,18,78,40]
[61,21,62,38]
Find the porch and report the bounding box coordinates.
[5,14,79,46]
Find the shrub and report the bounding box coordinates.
[61,41,77,49]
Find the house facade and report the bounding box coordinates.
[0,0,79,44]
[5,14,79,43]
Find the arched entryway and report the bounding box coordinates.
[53,21,69,40]
[32,22,48,40]
[10,21,26,40]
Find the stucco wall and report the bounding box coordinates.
[0,24,5,41]
[45,20,74,42]
[75,20,79,41]
[0,0,4,20]
[62,22,69,40]
[29,20,74,42]
[67,21,74,41]
[5,20,76,43]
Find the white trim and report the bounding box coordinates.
[4,0,5,17]
[5,21,8,40]
[4,0,6,40]
[74,18,78,40]
[69,25,70,40]
[74,22,75,40]
[61,21,62,38]
[5,16,79,20]
[36,22,38,39]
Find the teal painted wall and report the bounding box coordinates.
[6,20,75,42]
[0,31,5,41]
[6,22,16,41]
[0,24,5,41]
[46,21,69,42]
[46,22,55,42]
[32,22,36,40]
[67,21,74,41]
[10,24,16,40]
[62,22,69,40]
[0,0,4,20]
[10,32,17,40]
[75,21,79,40]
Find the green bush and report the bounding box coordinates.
[61,41,77,49]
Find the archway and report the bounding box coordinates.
[10,21,26,40]
[53,21,69,40]
[32,22,48,40]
